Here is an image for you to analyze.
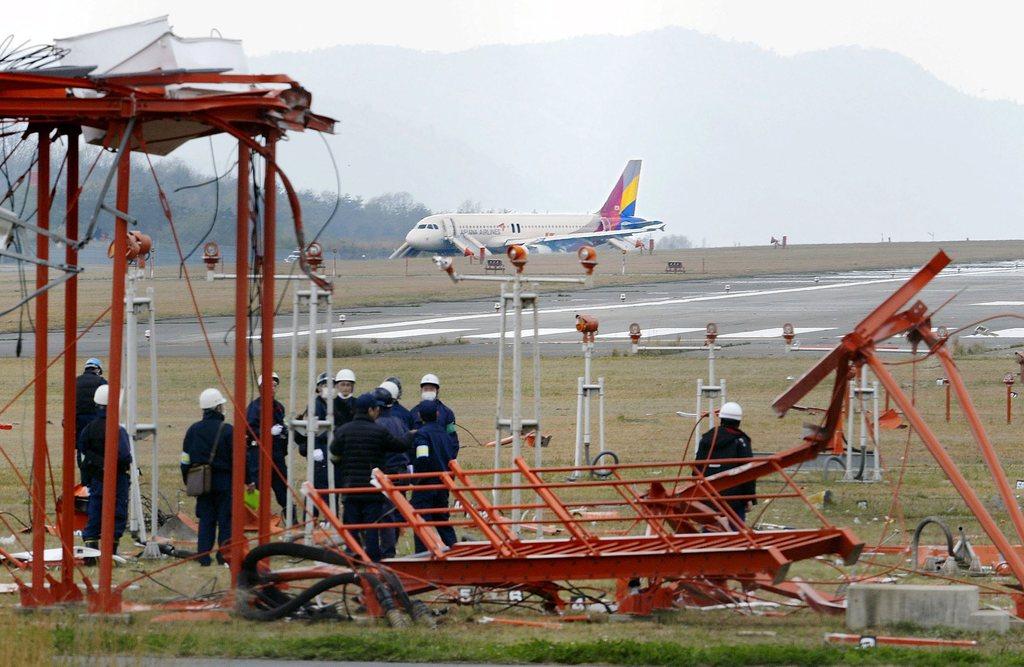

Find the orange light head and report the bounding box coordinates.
[577,245,597,275]
[507,244,528,272]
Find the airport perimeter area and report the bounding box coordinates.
[5,245,1024,663]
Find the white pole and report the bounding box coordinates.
[325,287,336,519]
[531,296,543,538]
[147,287,159,542]
[859,366,868,481]
[285,291,299,529]
[125,268,146,541]
[305,282,319,545]
[845,378,855,481]
[582,342,592,468]
[696,378,704,429]
[597,376,605,457]
[572,376,584,475]
[492,287,507,506]
[510,273,523,531]
[872,379,881,481]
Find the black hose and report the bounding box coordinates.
[236,542,361,621]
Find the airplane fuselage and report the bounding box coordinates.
[404,213,651,254]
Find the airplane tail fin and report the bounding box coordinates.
[599,159,642,219]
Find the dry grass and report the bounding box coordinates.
[4,238,1023,334]
[4,272,1024,659]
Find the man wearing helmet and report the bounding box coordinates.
[695,402,756,527]
[410,373,459,460]
[77,384,132,557]
[333,369,357,427]
[74,358,107,440]
[374,381,412,558]
[181,388,256,566]
[295,372,332,493]
[246,373,289,515]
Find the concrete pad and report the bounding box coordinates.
[846,584,979,630]
[967,609,1011,634]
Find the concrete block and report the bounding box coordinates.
[846,584,979,630]
[967,609,1010,634]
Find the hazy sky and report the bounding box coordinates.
[9,1,1024,103]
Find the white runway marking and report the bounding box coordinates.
[720,327,833,339]
[335,328,474,340]
[603,327,704,339]
[964,328,1024,338]
[971,301,1024,306]
[264,266,1019,341]
[463,328,576,339]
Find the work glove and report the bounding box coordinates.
[270,424,284,436]
[313,448,324,463]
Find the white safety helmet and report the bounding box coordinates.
[420,373,440,388]
[378,380,400,401]
[719,402,743,421]
[257,372,280,387]
[199,387,227,410]
[335,368,356,383]
[93,385,109,406]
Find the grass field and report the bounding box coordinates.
[3,238,1024,334]
[3,344,1024,663]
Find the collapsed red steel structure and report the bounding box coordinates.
[0,67,334,612]
[774,250,1024,614]
[237,251,1024,619]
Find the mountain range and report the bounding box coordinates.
[219,28,1024,246]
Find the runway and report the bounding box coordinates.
[11,260,1024,359]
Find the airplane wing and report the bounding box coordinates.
[511,222,665,252]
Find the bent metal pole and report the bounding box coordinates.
[96,131,131,613]
[258,135,277,542]
[58,127,82,601]
[230,143,251,589]
[27,128,50,605]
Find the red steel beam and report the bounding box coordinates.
[94,133,131,613]
[866,351,1024,604]
[387,547,793,586]
[230,143,251,587]
[258,135,277,542]
[926,330,1024,547]
[27,129,50,605]
[57,128,82,601]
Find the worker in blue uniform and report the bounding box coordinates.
[410,373,459,460]
[409,400,457,552]
[329,392,413,561]
[181,387,255,566]
[333,369,357,427]
[383,376,415,429]
[77,384,132,556]
[296,372,332,492]
[245,372,289,515]
[74,358,108,482]
[375,382,411,558]
[695,401,756,529]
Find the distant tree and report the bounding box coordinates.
[657,234,693,250]
[457,199,482,213]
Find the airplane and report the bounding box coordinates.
[389,160,665,259]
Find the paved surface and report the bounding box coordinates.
[8,260,1024,360]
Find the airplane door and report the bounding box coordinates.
[442,217,455,239]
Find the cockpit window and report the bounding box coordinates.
[416,224,427,229]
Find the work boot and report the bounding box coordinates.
[83,540,98,567]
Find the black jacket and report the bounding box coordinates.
[74,371,107,417]
[76,408,132,481]
[695,422,756,502]
[296,396,329,465]
[330,414,413,490]
[181,410,254,491]
[333,395,356,428]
